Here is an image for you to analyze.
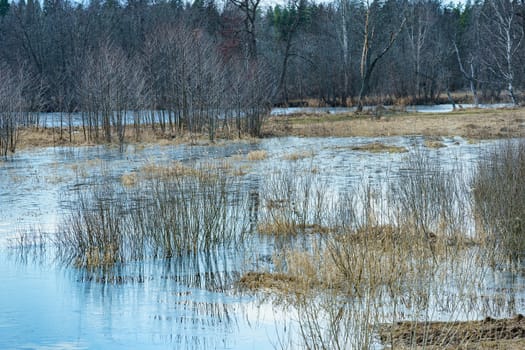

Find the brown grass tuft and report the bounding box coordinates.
[121,173,138,187]
[238,271,301,292]
[424,137,447,149]
[247,150,268,161]
[139,161,200,178]
[350,142,408,153]
[283,151,315,161]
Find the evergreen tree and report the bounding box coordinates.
[0,0,10,16]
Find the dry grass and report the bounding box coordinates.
[13,108,525,153]
[229,165,250,176]
[243,223,476,295]
[15,125,257,150]
[424,139,447,149]
[350,142,408,153]
[121,173,138,187]
[236,148,519,349]
[17,128,94,149]
[257,219,297,236]
[238,272,302,292]
[282,150,315,161]
[139,161,201,178]
[473,139,525,259]
[263,108,525,139]
[257,221,331,236]
[246,150,268,161]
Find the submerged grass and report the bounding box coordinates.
[282,150,315,161]
[473,139,525,261]
[424,137,447,149]
[237,149,524,349]
[256,164,328,236]
[55,163,249,269]
[14,135,525,348]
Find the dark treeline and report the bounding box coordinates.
[0,0,524,149]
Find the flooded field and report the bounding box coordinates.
[1,136,524,349]
[22,104,516,129]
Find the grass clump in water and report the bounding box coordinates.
[424,137,446,149]
[246,150,268,161]
[239,152,505,349]
[350,142,408,153]
[282,150,315,161]
[473,139,525,261]
[56,163,249,269]
[379,314,525,349]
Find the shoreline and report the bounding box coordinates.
[7,107,525,153]
[262,107,525,139]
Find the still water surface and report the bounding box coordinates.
[1,136,523,349]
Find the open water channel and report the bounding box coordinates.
[1,135,524,349]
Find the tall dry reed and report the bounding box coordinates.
[55,163,249,269]
[473,139,525,261]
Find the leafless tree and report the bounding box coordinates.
[79,42,144,145]
[356,0,406,111]
[481,0,524,105]
[0,63,25,157]
[229,0,261,60]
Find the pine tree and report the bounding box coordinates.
[0,0,10,17]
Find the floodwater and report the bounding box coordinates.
[270,103,514,115]
[25,103,515,128]
[1,136,524,349]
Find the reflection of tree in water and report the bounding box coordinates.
[248,183,261,234]
[70,249,248,348]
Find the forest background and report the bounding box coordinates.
[0,0,523,147]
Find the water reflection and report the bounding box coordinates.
[1,136,523,349]
[1,245,282,350]
[270,103,514,116]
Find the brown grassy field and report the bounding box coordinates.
[16,125,259,150]
[263,108,525,139]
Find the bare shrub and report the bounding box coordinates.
[0,63,25,157]
[473,139,525,260]
[257,163,328,235]
[55,163,249,268]
[243,152,488,349]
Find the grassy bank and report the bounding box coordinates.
[8,107,525,152]
[15,124,260,150]
[263,107,525,139]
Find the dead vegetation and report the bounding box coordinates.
[238,272,301,292]
[235,146,525,349]
[424,136,447,149]
[349,142,408,153]
[13,127,525,349]
[282,150,315,161]
[12,108,525,152]
[263,108,525,139]
[15,125,260,150]
[246,149,268,161]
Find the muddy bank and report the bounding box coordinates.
[380,314,525,349]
